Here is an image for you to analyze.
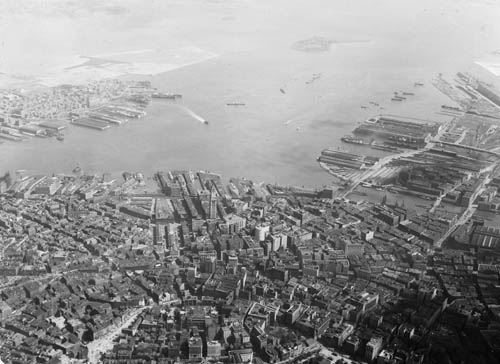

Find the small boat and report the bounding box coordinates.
[204,120,209,125]
[280,88,286,94]
[56,135,64,141]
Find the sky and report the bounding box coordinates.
[1,0,500,80]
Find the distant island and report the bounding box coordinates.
[291,36,335,53]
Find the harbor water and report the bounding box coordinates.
[0,0,498,187]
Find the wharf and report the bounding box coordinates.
[0,134,23,142]
[72,118,110,131]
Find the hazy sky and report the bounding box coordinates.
[1,0,499,78]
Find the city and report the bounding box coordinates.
[0,150,499,363]
[1,1,500,364]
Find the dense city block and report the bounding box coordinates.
[0,167,499,364]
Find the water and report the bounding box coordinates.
[0,0,499,187]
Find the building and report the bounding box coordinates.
[332,323,354,347]
[365,336,383,362]
[206,340,221,359]
[32,177,61,195]
[223,214,246,234]
[470,225,500,250]
[188,336,203,359]
[255,223,270,242]
[209,188,218,220]
[343,334,360,354]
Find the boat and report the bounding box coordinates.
[227,103,246,106]
[56,135,64,141]
[441,105,461,112]
[391,98,403,102]
[414,82,424,87]
[204,120,209,125]
[151,92,178,99]
[73,166,81,174]
[280,88,286,94]
[403,92,415,96]
[341,136,365,145]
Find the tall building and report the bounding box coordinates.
[255,223,270,242]
[209,187,218,220]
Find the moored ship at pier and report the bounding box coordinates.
[341,135,365,145]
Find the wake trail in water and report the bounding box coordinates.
[176,105,206,124]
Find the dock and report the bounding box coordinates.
[72,118,111,131]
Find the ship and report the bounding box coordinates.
[391,98,403,102]
[403,92,415,96]
[204,120,209,125]
[414,82,424,87]
[280,88,286,94]
[151,92,181,99]
[56,135,64,141]
[441,105,461,112]
[341,136,365,144]
[227,103,246,106]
